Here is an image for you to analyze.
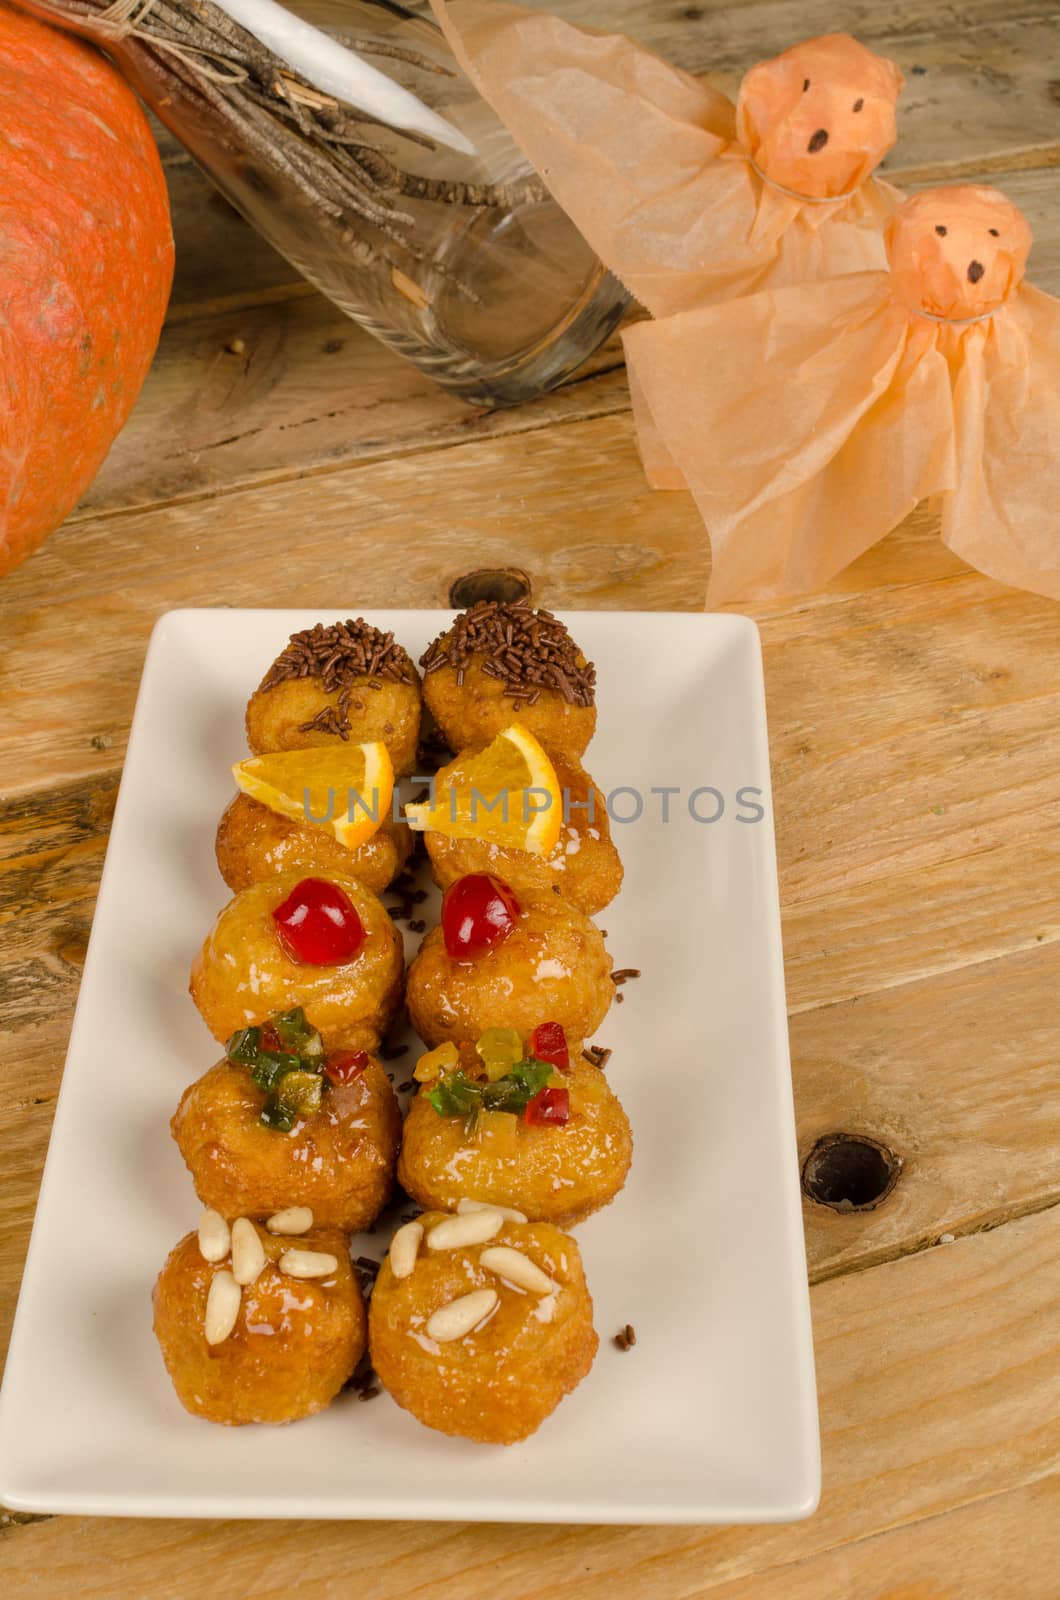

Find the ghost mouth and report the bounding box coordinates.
[807,128,829,153]
[967,260,985,284]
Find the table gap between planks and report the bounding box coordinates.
[0,0,1057,1594]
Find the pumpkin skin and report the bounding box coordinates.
[0,8,173,577]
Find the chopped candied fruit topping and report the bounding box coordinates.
[225,1007,342,1132]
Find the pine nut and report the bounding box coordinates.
[279,1249,339,1280]
[427,1211,503,1250]
[388,1220,423,1280]
[204,1270,241,1345]
[231,1217,266,1286]
[266,1206,314,1236]
[479,1246,556,1296]
[457,1199,527,1224]
[425,1288,498,1343]
[197,1209,230,1263]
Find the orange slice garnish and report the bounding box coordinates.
[405,723,562,856]
[232,742,394,852]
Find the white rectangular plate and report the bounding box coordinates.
[0,609,819,1523]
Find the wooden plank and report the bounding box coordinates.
[0,412,708,797]
[5,405,1060,801]
[700,1476,1060,1599]
[92,153,1060,521]
[2,1206,1057,1597]
[791,941,1060,1278]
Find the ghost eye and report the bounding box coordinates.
[989,228,999,237]
[802,78,810,91]
[935,225,948,237]
[853,98,864,112]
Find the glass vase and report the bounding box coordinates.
[24,0,628,406]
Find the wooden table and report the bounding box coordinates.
[2,0,1058,1592]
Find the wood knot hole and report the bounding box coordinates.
[448,568,532,608]
[801,1133,901,1213]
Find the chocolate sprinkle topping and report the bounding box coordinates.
[613,1323,637,1352]
[259,618,416,740]
[420,602,595,709]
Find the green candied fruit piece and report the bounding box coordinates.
[260,1100,298,1133]
[476,1026,523,1082]
[482,1058,553,1115]
[274,1069,324,1117]
[427,1069,483,1120]
[250,1051,302,1093]
[226,1027,261,1065]
[273,1007,321,1053]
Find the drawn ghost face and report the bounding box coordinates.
[887,187,1033,318]
[737,33,903,199]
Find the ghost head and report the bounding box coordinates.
[887,186,1033,319]
[737,33,903,199]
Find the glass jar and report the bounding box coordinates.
[24,0,628,405]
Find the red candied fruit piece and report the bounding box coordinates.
[530,1021,570,1072]
[525,1086,570,1126]
[440,874,521,961]
[324,1049,370,1085]
[272,877,365,965]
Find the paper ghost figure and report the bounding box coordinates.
[432,0,905,313]
[622,185,1060,604]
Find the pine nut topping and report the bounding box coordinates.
[204,1270,241,1345]
[197,1209,230,1263]
[427,1211,503,1250]
[457,1199,528,1224]
[425,1288,498,1343]
[231,1217,266,1286]
[389,1221,424,1280]
[279,1249,339,1280]
[266,1207,314,1235]
[479,1246,556,1296]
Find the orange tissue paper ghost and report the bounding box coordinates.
[432,1,905,313]
[622,186,1060,604]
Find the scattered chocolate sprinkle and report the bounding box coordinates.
[613,1323,637,1352]
[355,1255,381,1276]
[347,1350,380,1396]
[385,867,421,925]
[408,918,427,934]
[420,602,595,708]
[380,1041,409,1062]
[583,1045,612,1070]
[397,1079,416,1094]
[417,725,454,775]
[611,968,641,985]
[258,618,416,740]
[615,991,625,1003]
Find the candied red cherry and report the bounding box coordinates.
[441,874,520,961]
[272,877,365,965]
[530,1021,570,1072]
[525,1086,570,1126]
[324,1049,370,1085]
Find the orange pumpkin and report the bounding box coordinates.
[0,7,173,577]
